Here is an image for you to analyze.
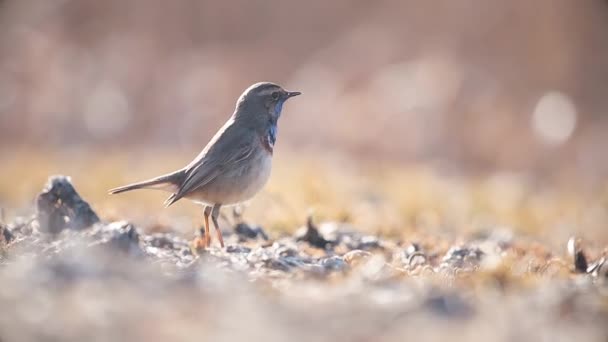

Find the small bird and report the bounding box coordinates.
[109,82,300,248]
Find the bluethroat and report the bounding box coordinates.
[109,82,301,248]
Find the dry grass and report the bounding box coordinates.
[1,148,607,251]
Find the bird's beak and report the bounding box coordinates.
[286,91,302,98]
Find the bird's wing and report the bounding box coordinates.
[164,119,256,206]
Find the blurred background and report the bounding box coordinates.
[0,0,607,243]
[2,0,608,169]
[2,4,608,341]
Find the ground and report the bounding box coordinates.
[0,150,607,341]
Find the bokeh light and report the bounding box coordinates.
[532,91,577,146]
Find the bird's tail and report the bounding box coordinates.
[108,171,184,195]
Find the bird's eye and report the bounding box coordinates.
[271,92,280,100]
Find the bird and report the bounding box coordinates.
[109,82,301,249]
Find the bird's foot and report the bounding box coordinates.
[190,236,208,255]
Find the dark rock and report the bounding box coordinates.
[265,258,292,272]
[355,235,382,250]
[280,256,308,269]
[440,245,484,270]
[94,222,143,257]
[147,233,176,249]
[0,223,12,244]
[567,237,588,273]
[110,224,141,255]
[574,251,588,274]
[320,256,348,272]
[234,223,269,241]
[295,216,332,249]
[36,175,99,234]
[226,245,251,254]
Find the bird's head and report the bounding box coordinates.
[234,82,301,124]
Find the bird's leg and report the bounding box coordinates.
[203,206,212,248]
[192,207,212,252]
[194,206,212,250]
[211,204,225,248]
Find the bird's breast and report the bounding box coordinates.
[224,149,272,204]
[188,147,272,206]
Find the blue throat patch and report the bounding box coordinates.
[267,98,285,149]
[274,98,286,117]
[268,124,277,146]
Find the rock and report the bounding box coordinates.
[295,216,332,249]
[355,235,382,250]
[108,223,141,255]
[567,237,588,273]
[318,222,357,246]
[246,247,273,264]
[399,243,427,268]
[147,233,176,249]
[93,221,143,257]
[274,243,299,258]
[408,253,427,267]
[440,245,484,270]
[405,243,421,255]
[271,242,310,270]
[320,256,348,272]
[343,250,372,266]
[36,175,99,234]
[566,237,608,279]
[313,222,380,251]
[356,254,403,281]
[226,245,251,254]
[265,258,292,272]
[0,222,13,245]
[234,223,269,241]
[587,257,607,279]
[0,221,11,258]
[5,216,34,237]
[595,258,608,280]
